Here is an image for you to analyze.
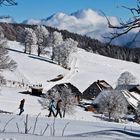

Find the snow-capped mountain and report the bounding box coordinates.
[24,9,119,43]
[0,9,139,47]
[23,9,140,47]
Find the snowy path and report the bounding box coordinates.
[63,55,78,81]
[44,55,78,91]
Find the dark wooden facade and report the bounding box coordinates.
[31,85,43,96]
[82,80,113,100]
[47,83,82,103]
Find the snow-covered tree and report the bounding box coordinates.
[94,89,128,120]
[0,27,16,85]
[35,25,49,56]
[49,31,63,60]
[116,71,136,89]
[53,38,78,68]
[16,26,26,43]
[39,84,77,117]
[58,85,77,117]
[135,102,140,121]
[24,28,37,54]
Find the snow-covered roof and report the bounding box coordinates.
[122,90,140,110]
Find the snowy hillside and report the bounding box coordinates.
[1,41,140,139]
[3,41,140,92]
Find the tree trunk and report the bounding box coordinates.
[38,46,41,56]
[63,108,66,118]
[29,47,31,54]
[51,50,54,60]
[24,43,27,53]
[108,112,111,120]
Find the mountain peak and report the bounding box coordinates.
[71,8,98,19]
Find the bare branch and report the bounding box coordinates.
[0,0,17,6]
[52,117,55,136]
[32,113,41,134]
[62,122,70,136]
[102,1,140,44]
[41,123,49,136]
[16,122,20,133]
[2,117,15,132]
[24,114,32,134]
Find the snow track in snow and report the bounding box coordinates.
[63,55,78,81]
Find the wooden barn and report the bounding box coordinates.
[47,83,82,103]
[82,80,113,100]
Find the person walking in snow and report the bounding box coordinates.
[48,99,56,117]
[18,99,25,115]
[55,99,62,118]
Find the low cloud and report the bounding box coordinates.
[42,9,119,43]
[23,18,41,25]
[0,16,14,23]
[19,9,140,47]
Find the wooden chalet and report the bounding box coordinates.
[47,83,82,103]
[82,80,113,100]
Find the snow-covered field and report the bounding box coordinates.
[1,41,140,139]
[3,41,140,92]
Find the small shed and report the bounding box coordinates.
[31,84,43,96]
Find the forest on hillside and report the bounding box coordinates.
[0,22,140,64]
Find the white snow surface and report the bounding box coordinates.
[0,41,140,139]
[3,41,140,92]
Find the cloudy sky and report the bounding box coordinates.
[0,0,139,47]
[0,0,137,22]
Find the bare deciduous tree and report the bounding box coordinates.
[0,0,17,6]
[103,0,140,44]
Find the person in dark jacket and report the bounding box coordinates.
[19,99,25,115]
[55,99,62,118]
[48,99,56,117]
